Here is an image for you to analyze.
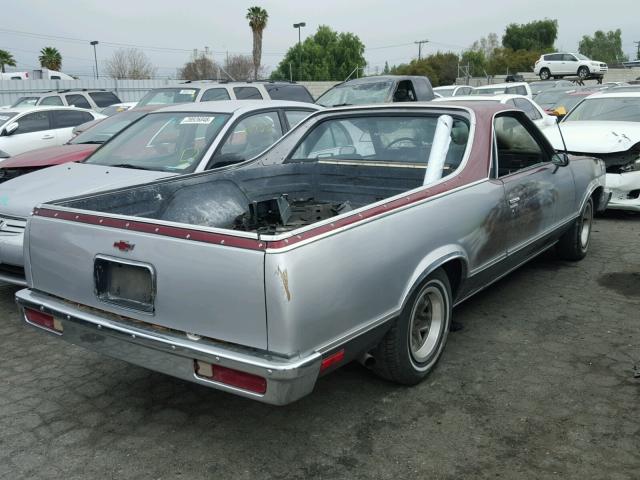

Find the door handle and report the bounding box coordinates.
[508,197,520,206]
[41,134,55,140]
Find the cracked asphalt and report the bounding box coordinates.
[1,212,638,479]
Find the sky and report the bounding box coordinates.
[2,0,638,78]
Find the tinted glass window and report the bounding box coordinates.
[547,54,563,61]
[285,110,313,128]
[65,94,91,109]
[54,110,95,128]
[316,80,393,107]
[494,115,546,177]
[455,87,473,96]
[11,97,39,107]
[563,54,577,62]
[40,96,64,106]
[89,92,121,108]
[264,84,314,102]
[211,111,282,167]
[85,112,230,172]
[564,97,640,122]
[233,87,263,100]
[514,99,542,120]
[201,88,231,101]
[15,111,50,134]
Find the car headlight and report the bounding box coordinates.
[591,62,600,66]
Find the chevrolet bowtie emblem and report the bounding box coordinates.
[113,240,135,252]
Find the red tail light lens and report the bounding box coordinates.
[320,349,345,372]
[24,308,63,333]
[194,360,267,394]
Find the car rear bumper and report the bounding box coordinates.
[16,288,323,405]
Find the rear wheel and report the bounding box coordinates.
[578,66,590,80]
[539,68,551,80]
[373,268,452,385]
[557,197,593,261]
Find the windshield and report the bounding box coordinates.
[564,97,640,122]
[11,97,39,107]
[0,112,19,126]
[70,111,147,145]
[84,112,230,172]
[288,114,470,180]
[137,88,200,107]
[534,89,577,109]
[316,81,393,107]
[434,88,454,97]
[575,53,590,61]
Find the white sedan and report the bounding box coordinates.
[0,106,105,159]
[434,94,557,130]
[544,92,640,211]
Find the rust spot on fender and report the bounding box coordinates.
[276,266,291,302]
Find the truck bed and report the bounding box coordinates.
[52,161,431,235]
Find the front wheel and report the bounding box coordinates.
[539,68,551,80]
[373,268,452,385]
[578,66,590,80]
[557,197,593,261]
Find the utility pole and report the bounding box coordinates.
[635,41,640,60]
[293,22,306,81]
[414,39,429,60]
[90,41,99,79]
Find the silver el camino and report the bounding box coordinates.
[17,102,608,405]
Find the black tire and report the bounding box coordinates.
[539,68,551,80]
[557,197,593,261]
[578,66,589,80]
[373,268,452,385]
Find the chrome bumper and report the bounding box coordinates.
[16,289,322,405]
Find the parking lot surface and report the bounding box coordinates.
[0,213,638,480]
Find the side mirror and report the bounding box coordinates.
[552,152,570,167]
[3,122,18,136]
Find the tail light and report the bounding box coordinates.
[320,349,345,372]
[194,360,267,394]
[24,308,63,333]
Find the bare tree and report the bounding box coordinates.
[180,53,216,80]
[105,48,157,79]
[223,54,263,81]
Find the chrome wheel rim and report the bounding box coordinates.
[409,285,445,363]
[541,70,549,80]
[578,68,588,79]
[580,202,592,249]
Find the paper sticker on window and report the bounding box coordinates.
[180,116,214,125]
[179,89,196,95]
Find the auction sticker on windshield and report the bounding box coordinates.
[180,116,214,125]
[179,89,197,96]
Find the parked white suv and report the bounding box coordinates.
[10,89,122,112]
[534,53,607,81]
[0,106,104,158]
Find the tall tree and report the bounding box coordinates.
[105,48,156,79]
[246,6,268,80]
[391,52,458,86]
[0,49,16,73]
[271,26,366,81]
[502,19,558,51]
[471,33,499,58]
[460,49,487,77]
[179,53,216,80]
[382,61,390,74]
[579,29,628,64]
[39,46,62,71]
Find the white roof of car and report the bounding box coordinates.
[581,91,640,99]
[434,94,527,103]
[155,100,321,115]
[7,105,100,113]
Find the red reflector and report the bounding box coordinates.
[24,308,62,332]
[194,360,267,394]
[320,349,345,372]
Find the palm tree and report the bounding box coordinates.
[0,49,16,73]
[246,6,268,80]
[39,47,62,71]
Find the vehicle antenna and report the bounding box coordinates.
[555,116,569,154]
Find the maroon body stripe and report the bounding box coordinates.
[33,208,265,251]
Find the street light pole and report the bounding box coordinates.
[90,41,99,79]
[292,22,306,81]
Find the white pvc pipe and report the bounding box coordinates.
[423,114,453,186]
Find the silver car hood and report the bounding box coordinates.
[0,163,173,218]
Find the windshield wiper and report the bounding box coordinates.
[77,140,105,145]
[331,103,353,107]
[109,163,153,171]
